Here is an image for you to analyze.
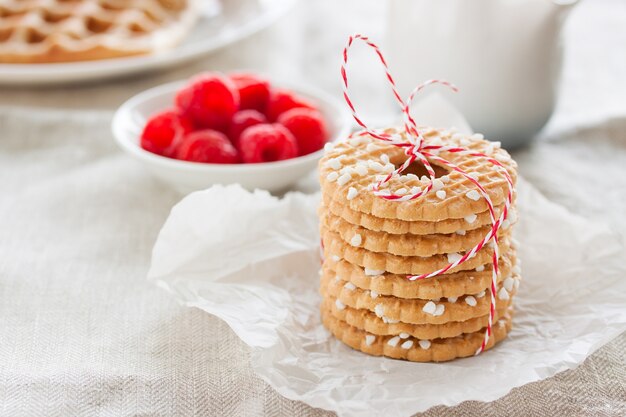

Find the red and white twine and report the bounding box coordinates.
[340,34,514,355]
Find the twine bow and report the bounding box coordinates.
[340,34,515,354]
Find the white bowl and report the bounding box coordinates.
[112,78,352,194]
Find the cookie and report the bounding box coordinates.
[319,127,517,221]
[322,227,513,275]
[321,268,519,325]
[325,253,518,299]
[322,296,512,340]
[321,307,513,362]
[322,192,514,235]
[321,208,514,256]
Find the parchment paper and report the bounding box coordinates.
[148,179,626,416]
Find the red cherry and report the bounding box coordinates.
[230,73,271,113]
[176,129,239,164]
[238,124,298,163]
[228,110,267,148]
[175,73,239,132]
[140,110,192,157]
[265,89,316,122]
[277,108,328,156]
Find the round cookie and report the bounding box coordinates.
[321,208,514,257]
[324,253,518,299]
[320,268,519,325]
[319,127,517,222]
[321,227,513,275]
[322,296,512,340]
[322,192,515,235]
[321,307,513,362]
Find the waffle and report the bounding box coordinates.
[0,0,199,63]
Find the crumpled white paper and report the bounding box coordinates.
[148,180,626,417]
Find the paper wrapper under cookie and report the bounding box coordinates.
[147,180,626,417]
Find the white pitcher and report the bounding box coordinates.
[386,0,578,148]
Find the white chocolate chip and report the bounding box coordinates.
[354,164,368,176]
[432,179,444,191]
[447,252,462,264]
[466,190,481,201]
[460,138,471,147]
[327,158,342,170]
[418,340,431,350]
[380,154,390,164]
[493,141,501,148]
[383,163,395,173]
[368,161,384,172]
[513,264,522,275]
[350,233,362,247]
[331,255,341,262]
[324,142,335,152]
[447,297,458,303]
[387,336,400,347]
[364,268,384,276]
[401,340,414,350]
[370,290,379,299]
[374,304,385,318]
[347,187,358,201]
[395,188,407,196]
[399,332,410,339]
[436,190,446,200]
[464,214,477,224]
[475,265,485,272]
[407,174,419,180]
[366,143,378,152]
[339,166,353,175]
[365,335,376,346]
[343,282,356,291]
[326,171,339,182]
[383,317,399,324]
[471,133,484,140]
[422,301,437,315]
[335,299,346,310]
[503,277,515,292]
[420,175,429,182]
[410,186,422,195]
[468,172,479,180]
[455,229,466,236]
[337,172,352,186]
[476,290,486,298]
[465,296,477,307]
[441,175,450,183]
[434,304,445,316]
[498,288,510,300]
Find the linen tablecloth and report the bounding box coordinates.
[1,1,625,415]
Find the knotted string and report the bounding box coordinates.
[340,34,515,354]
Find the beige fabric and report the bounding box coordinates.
[0,0,625,415]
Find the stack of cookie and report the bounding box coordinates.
[318,127,519,362]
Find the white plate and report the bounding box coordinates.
[0,0,296,85]
[112,78,353,194]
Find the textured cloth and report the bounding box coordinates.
[0,0,625,416]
